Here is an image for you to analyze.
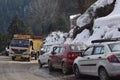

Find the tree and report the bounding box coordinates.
[0,33,9,52]
[24,0,81,35]
[7,15,32,39]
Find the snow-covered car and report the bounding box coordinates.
[73,38,120,80]
[38,45,57,68]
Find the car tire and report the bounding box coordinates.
[27,57,31,62]
[73,64,81,79]
[12,56,15,61]
[48,61,54,72]
[62,62,69,75]
[99,68,111,80]
[35,54,37,60]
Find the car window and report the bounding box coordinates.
[93,46,104,55]
[70,45,82,51]
[108,43,120,52]
[59,47,65,53]
[83,47,94,56]
[46,46,50,52]
[54,47,60,54]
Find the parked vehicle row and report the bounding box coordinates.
[38,38,120,80]
[38,44,86,74]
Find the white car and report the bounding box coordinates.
[38,45,56,68]
[73,39,120,80]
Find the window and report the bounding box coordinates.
[108,43,120,52]
[54,47,60,54]
[59,47,65,53]
[70,45,82,51]
[93,46,104,55]
[83,47,94,56]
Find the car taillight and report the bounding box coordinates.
[68,52,77,59]
[107,55,120,63]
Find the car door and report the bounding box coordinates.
[51,46,61,68]
[78,46,94,74]
[42,46,50,63]
[39,47,47,64]
[57,47,66,68]
[53,46,65,69]
[39,47,47,63]
[87,45,105,75]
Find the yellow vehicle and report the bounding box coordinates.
[9,34,42,61]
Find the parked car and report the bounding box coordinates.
[38,45,57,68]
[73,39,120,80]
[48,44,86,74]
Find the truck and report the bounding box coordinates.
[9,34,42,61]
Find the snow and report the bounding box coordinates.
[77,0,114,27]
[93,0,120,40]
[74,0,120,45]
[72,29,90,44]
[44,0,120,46]
[70,14,81,19]
[43,31,67,45]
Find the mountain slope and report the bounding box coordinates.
[0,0,31,32]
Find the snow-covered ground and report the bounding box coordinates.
[44,0,120,46]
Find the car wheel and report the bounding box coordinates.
[38,60,42,68]
[27,57,31,62]
[12,56,15,61]
[99,68,110,80]
[48,61,54,72]
[35,54,37,60]
[62,62,69,75]
[73,64,81,79]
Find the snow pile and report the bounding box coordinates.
[77,0,114,27]
[74,0,120,45]
[43,31,68,45]
[72,29,90,43]
[44,0,120,46]
[93,0,120,39]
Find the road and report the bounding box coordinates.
[0,56,109,80]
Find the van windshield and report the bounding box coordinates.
[10,39,29,48]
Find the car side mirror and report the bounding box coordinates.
[39,51,45,55]
[51,51,56,55]
[81,49,85,52]
[79,53,84,57]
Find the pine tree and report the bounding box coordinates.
[7,15,32,39]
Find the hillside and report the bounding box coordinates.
[0,0,31,32]
[44,0,120,46]
[0,0,96,36]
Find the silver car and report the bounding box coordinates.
[38,45,57,68]
[73,39,120,80]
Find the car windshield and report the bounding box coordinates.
[108,43,120,52]
[70,45,83,51]
[10,39,29,48]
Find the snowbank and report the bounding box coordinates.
[74,0,120,45]
[43,31,68,45]
[44,0,120,46]
[77,0,114,27]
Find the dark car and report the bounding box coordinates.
[48,44,86,74]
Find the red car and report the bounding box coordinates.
[48,44,86,74]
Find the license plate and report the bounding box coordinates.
[16,56,21,59]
